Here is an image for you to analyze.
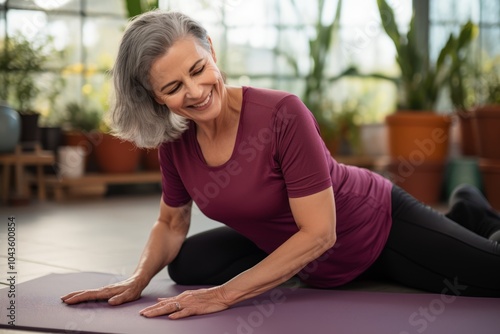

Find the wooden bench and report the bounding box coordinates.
[45,172,162,201]
[0,144,55,204]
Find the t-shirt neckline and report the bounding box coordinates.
[190,86,248,169]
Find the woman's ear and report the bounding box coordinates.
[207,36,217,63]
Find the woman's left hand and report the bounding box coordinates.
[139,286,230,319]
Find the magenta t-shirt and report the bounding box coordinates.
[159,86,393,288]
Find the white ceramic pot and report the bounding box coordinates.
[58,146,85,179]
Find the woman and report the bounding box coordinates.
[61,10,500,319]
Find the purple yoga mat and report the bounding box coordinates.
[1,272,499,334]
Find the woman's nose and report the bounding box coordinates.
[185,79,202,99]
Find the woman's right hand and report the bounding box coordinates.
[61,276,147,306]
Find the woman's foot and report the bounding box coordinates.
[446,184,500,241]
[448,184,491,210]
[489,230,500,243]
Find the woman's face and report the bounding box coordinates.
[149,36,224,123]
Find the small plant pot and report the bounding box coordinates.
[19,113,40,146]
[456,110,477,156]
[386,112,452,162]
[94,133,140,174]
[143,148,161,171]
[360,123,388,157]
[387,159,445,205]
[472,105,500,160]
[40,126,62,153]
[478,159,500,211]
[63,130,98,171]
[0,103,21,153]
[58,146,85,179]
[443,157,483,199]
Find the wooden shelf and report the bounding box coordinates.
[45,171,162,201]
[0,144,55,204]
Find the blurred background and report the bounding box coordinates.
[0,0,499,207]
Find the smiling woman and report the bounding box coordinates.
[148,37,225,124]
[62,9,500,321]
[109,11,213,148]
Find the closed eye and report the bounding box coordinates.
[192,65,205,76]
[167,84,181,95]
[164,63,205,95]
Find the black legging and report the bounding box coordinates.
[168,185,500,297]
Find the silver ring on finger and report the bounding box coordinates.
[174,301,181,311]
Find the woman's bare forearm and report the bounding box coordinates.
[131,200,191,288]
[221,188,336,305]
[220,229,335,304]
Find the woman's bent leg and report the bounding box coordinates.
[168,226,267,285]
[374,185,500,297]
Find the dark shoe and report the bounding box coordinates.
[448,184,491,210]
[446,186,500,239]
[489,230,500,243]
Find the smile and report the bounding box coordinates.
[191,91,212,108]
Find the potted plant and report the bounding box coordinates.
[377,0,477,203]
[472,60,500,210]
[0,36,52,147]
[124,0,158,18]
[93,124,141,174]
[62,101,103,171]
[38,73,68,160]
[472,59,500,160]
[377,0,477,158]
[444,29,481,156]
[277,0,364,151]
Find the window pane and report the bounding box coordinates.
[84,0,126,17]
[164,0,221,24]
[481,0,500,24]
[8,0,80,11]
[430,0,479,23]
[480,27,500,58]
[224,0,274,27]
[83,17,124,66]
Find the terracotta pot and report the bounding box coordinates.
[472,104,500,160]
[386,112,452,162]
[387,159,445,205]
[143,147,161,171]
[94,133,140,173]
[478,159,500,211]
[456,110,477,156]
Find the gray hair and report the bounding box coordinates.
[109,10,211,148]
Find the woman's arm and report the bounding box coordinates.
[140,187,336,319]
[61,198,192,305]
[221,186,336,302]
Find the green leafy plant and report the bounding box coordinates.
[125,0,159,18]
[0,36,53,114]
[483,57,500,105]
[64,102,103,132]
[377,0,478,111]
[279,0,362,144]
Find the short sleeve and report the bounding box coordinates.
[273,95,332,198]
[159,142,192,207]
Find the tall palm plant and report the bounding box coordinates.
[377,0,478,111]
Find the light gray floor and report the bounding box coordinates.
[0,191,224,286]
[0,190,426,293]
[0,190,438,334]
